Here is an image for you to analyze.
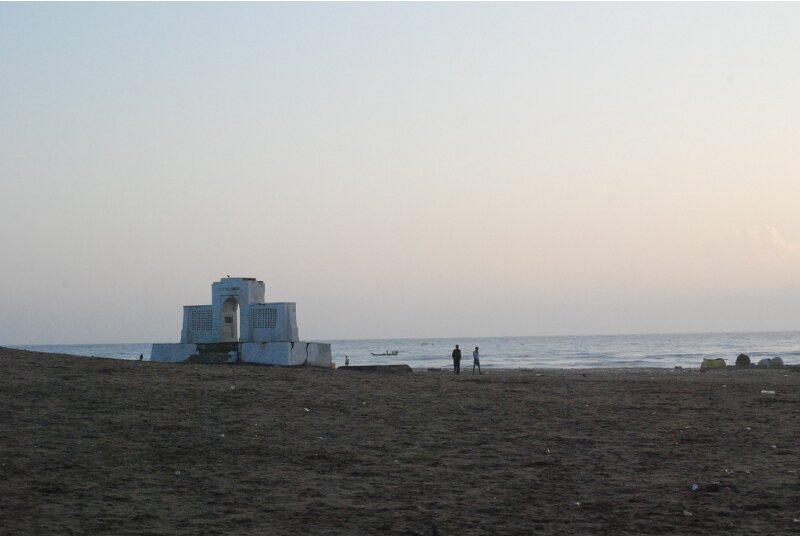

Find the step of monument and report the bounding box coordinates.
[195,342,240,354]
[186,351,237,364]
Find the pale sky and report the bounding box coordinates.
[1,2,799,344]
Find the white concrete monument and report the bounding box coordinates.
[151,277,332,367]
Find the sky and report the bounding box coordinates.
[1,2,799,344]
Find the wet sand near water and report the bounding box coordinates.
[1,346,799,535]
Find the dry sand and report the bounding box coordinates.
[1,346,799,535]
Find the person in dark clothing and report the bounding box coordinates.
[452,345,461,374]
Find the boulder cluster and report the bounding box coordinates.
[734,353,784,368]
[758,356,784,368]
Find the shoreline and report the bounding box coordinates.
[5,345,798,373]
[2,345,799,535]
[7,331,800,370]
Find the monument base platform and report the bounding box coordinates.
[151,341,331,367]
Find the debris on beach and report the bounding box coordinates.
[691,481,722,492]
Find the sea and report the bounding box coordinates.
[9,331,800,369]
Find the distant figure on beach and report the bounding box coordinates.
[473,346,481,375]
[452,345,461,374]
[139,353,143,361]
[345,356,349,367]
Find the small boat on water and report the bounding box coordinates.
[371,350,399,356]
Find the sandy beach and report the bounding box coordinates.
[1,346,799,535]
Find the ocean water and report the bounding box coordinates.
[9,331,800,369]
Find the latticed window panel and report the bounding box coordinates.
[252,308,277,329]
[190,309,212,331]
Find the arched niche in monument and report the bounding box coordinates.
[210,277,265,343]
[220,297,240,342]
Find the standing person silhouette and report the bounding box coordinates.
[472,346,481,375]
[452,344,461,374]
